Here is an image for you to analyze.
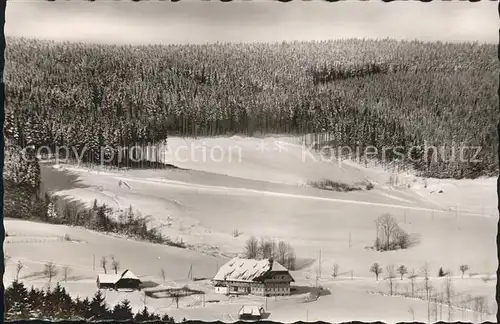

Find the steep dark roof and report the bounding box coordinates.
[97,269,141,284]
[214,258,293,283]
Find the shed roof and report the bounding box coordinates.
[238,305,264,316]
[120,269,139,280]
[97,269,141,284]
[97,274,120,284]
[214,258,292,283]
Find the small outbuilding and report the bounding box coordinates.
[97,269,141,290]
[238,305,265,321]
[214,282,229,294]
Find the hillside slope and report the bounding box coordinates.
[38,136,497,278]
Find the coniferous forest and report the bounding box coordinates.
[5,37,498,178]
[5,280,177,322]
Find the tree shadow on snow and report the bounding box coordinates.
[290,285,332,298]
[139,280,160,289]
[293,258,316,271]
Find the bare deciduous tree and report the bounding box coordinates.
[63,265,71,282]
[277,240,289,265]
[270,240,277,260]
[473,296,486,322]
[171,290,183,309]
[444,275,453,321]
[392,226,411,249]
[407,269,417,297]
[259,237,274,259]
[332,263,339,278]
[15,260,24,281]
[244,236,259,259]
[397,265,408,280]
[286,248,296,271]
[100,256,108,274]
[375,213,399,250]
[431,288,437,322]
[370,262,383,281]
[44,261,58,284]
[111,256,120,274]
[421,262,431,300]
[459,264,469,278]
[160,269,166,283]
[386,264,396,295]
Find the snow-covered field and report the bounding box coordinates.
[6,136,497,323]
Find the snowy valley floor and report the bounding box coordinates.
[5,136,498,323]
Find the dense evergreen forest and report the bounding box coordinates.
[5,37,498,178]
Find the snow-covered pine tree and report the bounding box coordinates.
[47,202,58,221]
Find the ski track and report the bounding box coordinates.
[114,176,491,218]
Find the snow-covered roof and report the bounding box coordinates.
[97,274,121,284]
[238,305,264,316]
[213,258,291,283]
[97,269,140,284]
[120,269,139,280]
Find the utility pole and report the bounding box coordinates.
[439,292,443,321]
[427,287,431,324]
[319,249,322,279]
[315,249,321,288]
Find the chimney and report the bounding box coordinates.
[268,258,274,270]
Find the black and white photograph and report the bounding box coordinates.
[3,1,499,323]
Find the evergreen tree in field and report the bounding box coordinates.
[27,286,45,317]
[73,297,85,319]
[112,299,134,321]
[89,290,109,320]
[149,312,161,321]
[41,286,56,318]
[134,306,150,322]
[81,297,92,319]
[31,193,51,222]
[50,283,74,319]
[47,202,58,221]
[4,280,30,320]
[161,313,176,323]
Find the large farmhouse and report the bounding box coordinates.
[97,269,141,290]
[213,258,294,297]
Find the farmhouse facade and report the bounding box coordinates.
[213,258,294,297]
[97,269,141,290]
